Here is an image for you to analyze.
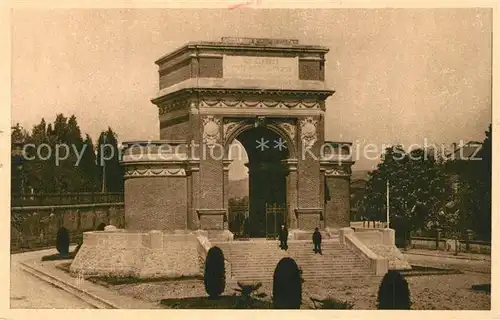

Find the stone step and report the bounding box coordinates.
[212,239,375,282]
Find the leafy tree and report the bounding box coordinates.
[96,128,124,192]
[17,114,122,194]
[360,146,452,246]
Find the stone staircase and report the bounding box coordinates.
[213,239,377,282]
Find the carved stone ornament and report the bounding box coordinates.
[322,164,351,176]
[124,166,186,178]
[276,121,296,141]
[223,119,246,141]
[199,99,320,109]
[202,116,221,147]
[158,99,189,115]
[324,168,345,176]
[300,117,318,149]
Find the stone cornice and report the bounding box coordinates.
[155,41,329,66]
[151,78,334,104]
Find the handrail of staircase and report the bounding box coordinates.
[339,227,388,276]
[194,230,232,281]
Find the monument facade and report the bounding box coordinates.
[121,37,354,238]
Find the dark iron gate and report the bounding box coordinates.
[265,203,286,240]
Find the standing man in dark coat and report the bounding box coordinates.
[313,227,322,254]
[279,224,288,251]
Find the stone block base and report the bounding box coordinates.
[206,229,234,242]
[70,229,203,279]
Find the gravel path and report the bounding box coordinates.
[11,248,92,309]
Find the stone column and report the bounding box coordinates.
[187,160,200,230]
[283,159,298,229]
[223,159,232,210]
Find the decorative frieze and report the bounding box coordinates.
[124,166,187,178]
[320,163,352,177]
[199,99,320,110]
[158,99,190,115]
[300,117,318,150]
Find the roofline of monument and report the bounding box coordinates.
[154,41,330,65]
[151,87,335,105]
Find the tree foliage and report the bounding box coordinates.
[360,145,452,242]
[11,115,124,194]
[361,124,492,241]
[204,246,226,299]
[272,257,302,309]
[377,270,411,309]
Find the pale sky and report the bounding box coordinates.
[11,8,492,173]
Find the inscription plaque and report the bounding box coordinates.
[223,55,298,80]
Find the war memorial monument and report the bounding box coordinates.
[70,38,408,280]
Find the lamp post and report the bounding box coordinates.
[386,179,390,229]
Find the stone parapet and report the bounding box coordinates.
[70,230,201,279]
[339,227,388,276]
[195,230,232,281]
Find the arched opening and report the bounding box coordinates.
[227,125,289,238]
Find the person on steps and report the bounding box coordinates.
[313,227,322,254]
[279,224,288,251]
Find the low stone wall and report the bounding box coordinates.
[70,229,200,279]
[195,230,232,281]
[354,230,384,244]
[411,237,491,254]
[345,228,411,271]
[339,228,388,276]
[11,203,124,252]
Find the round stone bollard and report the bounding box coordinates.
[104,225,117,232]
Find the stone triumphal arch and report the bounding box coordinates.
[121,37,354,239]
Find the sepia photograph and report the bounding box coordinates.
[6,5,494,313]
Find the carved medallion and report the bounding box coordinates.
[300,117,318,149]
[202,116,221,147]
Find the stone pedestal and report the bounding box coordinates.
[70,230,202,279]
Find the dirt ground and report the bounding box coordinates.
[109,270,490,310]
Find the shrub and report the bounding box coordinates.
[71,241,83,258]
[204,246,226,298]
[56,227,70,256]
[272,257,302,309]
[377,270,411,309]
[233,281,267,308]
[96,222,106,231]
